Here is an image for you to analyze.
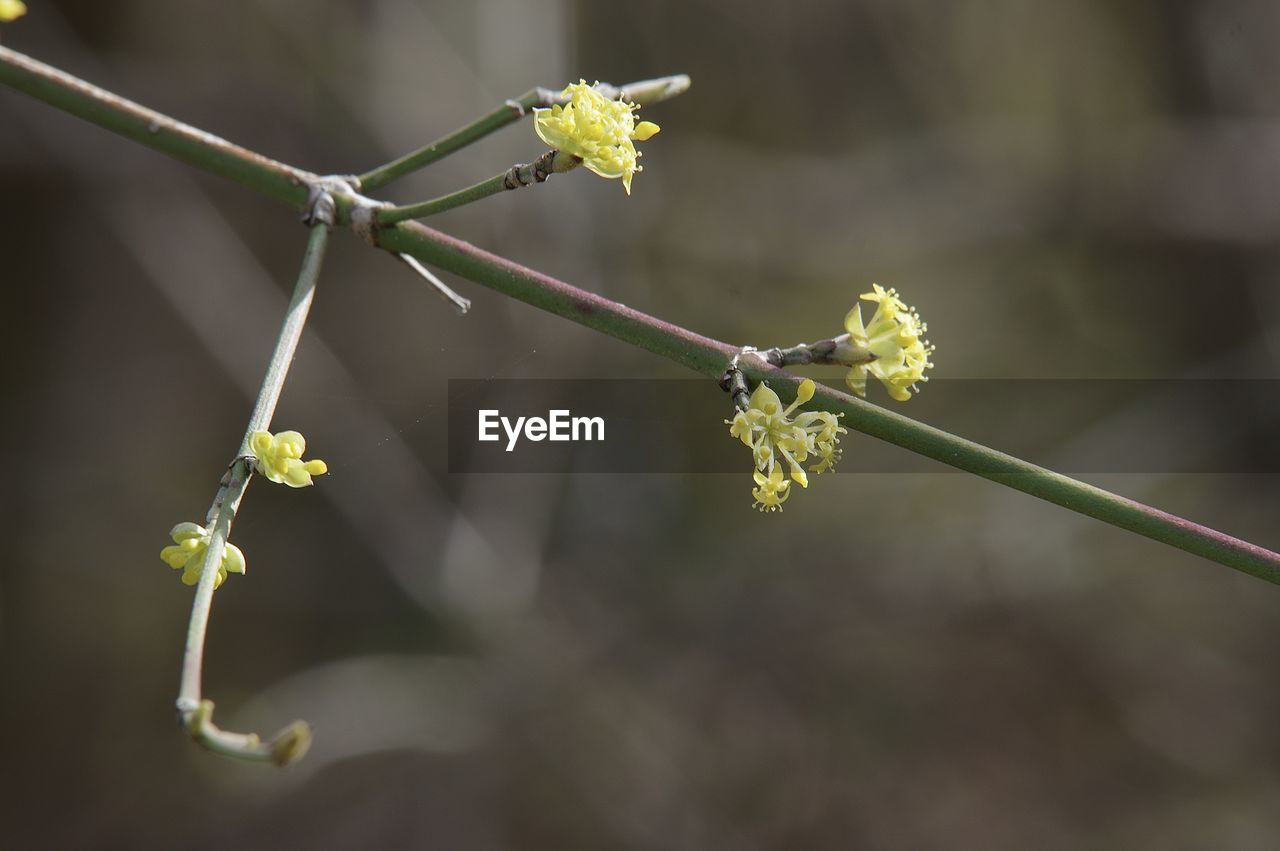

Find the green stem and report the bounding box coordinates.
[356,73,690,192]
[376,150,569,225]
[377,221,1280,586]
[377,171,509,223]
[177,221,329,764]
[2,45,1276,584]
[804,382,1280,583]
[240,221,330,438]
[357,90,542,192]
[0,45,314,207]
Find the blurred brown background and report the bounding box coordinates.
[2,1,1280,848]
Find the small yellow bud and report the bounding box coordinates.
[633,121,661,142]
[160,523,246,588]
[0,1,27,23]
[250,430,273,456]
[250,430,328,488]
[269,720,313,766]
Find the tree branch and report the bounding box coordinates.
[176,218,330,763]
[374,149,574,224]
[2,44,1276,586]
[0,45,313,206]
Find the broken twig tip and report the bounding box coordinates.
[397,253,471,314]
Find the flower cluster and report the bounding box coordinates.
[161,431,326,587]
[727,378,846,512]
[843,284,934,401]
[534,80,660,195]
[160,522,246,588]
[0,1,26,23]
[250,430,328,487]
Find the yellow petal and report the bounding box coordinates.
[250,431,274,455]
[747,382,783,415]
[633,121,660,141]
[160,546,187,569]
[170,522,207,543]
[844,303,866,339]
[845,366,868,398]
[885,383,913,402]
[223,543,246,575]
[275,431,306,456]
[282,462,314,488]
[790,463,809,488]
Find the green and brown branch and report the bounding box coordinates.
[2,44,1275,582]
[4,45,1278,769]
[375,148,578,225]
[174,215,331,763]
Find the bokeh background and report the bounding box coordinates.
[3,1,1280,848]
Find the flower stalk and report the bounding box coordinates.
[375,149,577,225]
[356,73,689,192]
[175,214,331,763]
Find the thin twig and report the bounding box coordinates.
[375,150,573,225]
[0,46,314,206]
[756,335,870,368]
[719,365,752,411]
[176,215,331,763]
[356,74,690,192]
[396,253,470,314]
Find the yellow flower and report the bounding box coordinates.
[533,80,660,195]
[0,1,26,23]
[843,284,934,401]
[728,379,816,487]
[727,378,846,510]
[806,430,844,475]
[160,522,246,588]
[751,466,791,512]
[792,403,845,475]
[250,430,328,487]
